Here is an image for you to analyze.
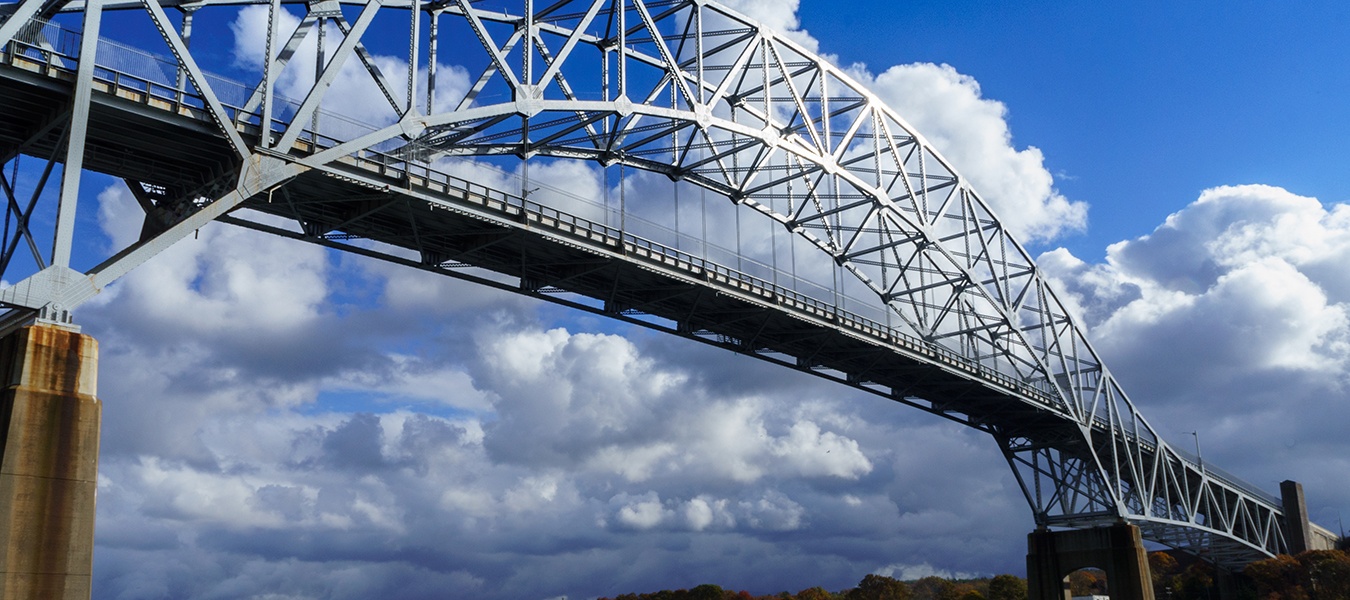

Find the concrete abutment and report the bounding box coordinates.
[0,324,100,600]
[1027,523,1155,600]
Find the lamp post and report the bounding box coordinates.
[1190,430,1204,472]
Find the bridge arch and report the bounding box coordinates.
[0,0,1298,568]
[294,0,1092,423]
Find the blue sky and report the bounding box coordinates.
[6,1,1350,598]
[798,1,1350,260]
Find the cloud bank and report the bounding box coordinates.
[87,183,1028,600]
[1039,184,1350,520]
[67,2,1350,600]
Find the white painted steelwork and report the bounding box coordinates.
[0,0,1299,568]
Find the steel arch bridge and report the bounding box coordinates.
[0,0,1305,569]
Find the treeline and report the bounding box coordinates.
[599,573,1028,600]
[1242,549,1350,599]
[600,547,1350,600]
[1155,548,1350,599]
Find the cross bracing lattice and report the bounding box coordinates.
[0,0,1302,568]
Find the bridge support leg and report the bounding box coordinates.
[0,324,100,600]
[1027,524,1155,600]
[1215,565,1239,600]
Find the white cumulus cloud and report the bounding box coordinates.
[863,63,1087,242]
[1039,184,1350,519]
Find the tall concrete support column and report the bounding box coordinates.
[1280,480,1311,555]
[0,324,100,600]
[1027,523,1155,600]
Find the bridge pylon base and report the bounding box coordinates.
[1027,523,1155,600]
[0,324,100,600]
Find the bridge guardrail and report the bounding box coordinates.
[360,144,1067,413]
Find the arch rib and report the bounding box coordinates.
[0,0,1298,565]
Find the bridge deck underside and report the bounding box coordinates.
[0,63,235,189]
[275,168,1074,429]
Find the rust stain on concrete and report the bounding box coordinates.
[0,324,100,600]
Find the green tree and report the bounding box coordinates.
[847,574,910,600]
[686,584,726,600]
[986,574,1026,600]
[958,591,984,600]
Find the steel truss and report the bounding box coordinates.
[0,0,1295,567]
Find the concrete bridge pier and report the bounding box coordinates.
[0,323,100,600]
[1280,480,1312,554]
[1027,523,1155,600]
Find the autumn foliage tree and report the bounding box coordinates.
[1300,549,1350,599]
[599,572,1032,600]
[792,587,836,600]
[1247,553,1312,599]
[1066,569,1107,597]
[1244,549,1350,600]
[910,576,960,600]
[986,574,1027,600]
[1149,551,1181,598]
[1176,562,1214,599]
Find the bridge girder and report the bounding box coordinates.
[0,0,1294,567]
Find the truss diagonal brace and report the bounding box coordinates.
[274,0,385,152]
[455,0,521,93]
[332,13,404,118]
[0,155,53,274]
[84,156,308,302]
[242,12,319,117]
[1,156,306,314]
[141,0,248,158]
